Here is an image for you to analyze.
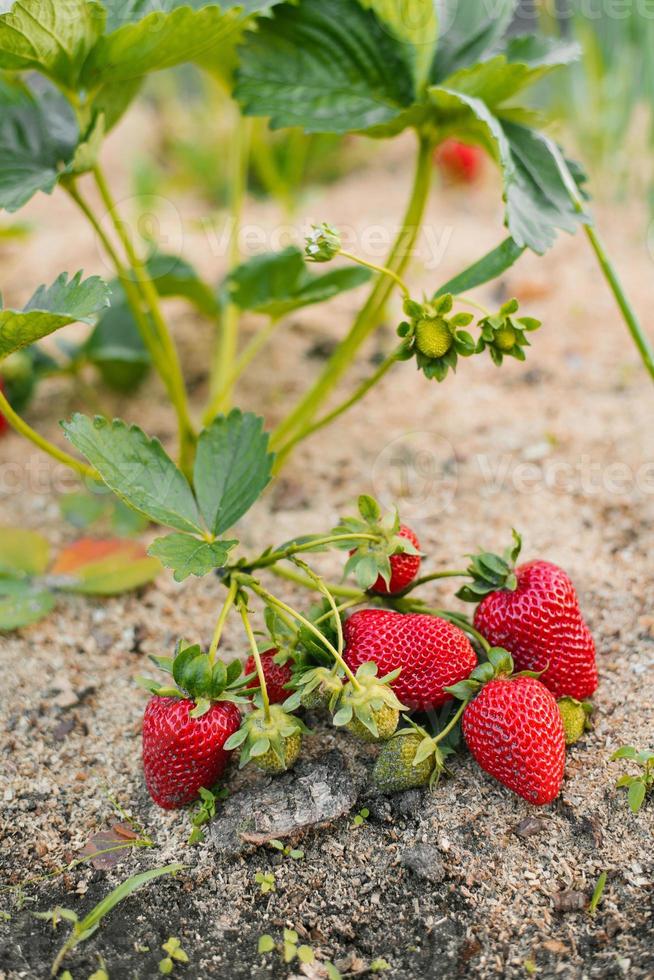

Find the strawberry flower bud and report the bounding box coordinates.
[305,222,341,263]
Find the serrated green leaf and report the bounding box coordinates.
[0,74,79,213]
[431,0,518,83]
[0,272,110,360]
[0,527,50,576]
[360,0,438,90]
[148,534,237,582]
[0,577,56,631]
[235,0,415,134]
[0,0,105,88]
[62,414,203,533]
[194,410,273,535]
[82,1,245,87]
[612,746,638,760]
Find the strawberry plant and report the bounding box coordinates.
[0,0,652,492]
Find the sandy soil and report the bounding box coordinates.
[1,112,653,979]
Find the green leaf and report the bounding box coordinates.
[235,0,415,134]
[628,779,646,813]
[359,0,438,91]
[431,0,518,82]
[0,527,50,576]
[0,272,110,360]
[258,934,275,954]
[84,288,151,392]
[147,253,220,318]
[0,74,79,213]
[59,491,107,530]
[61,414,203,533]
[0,0,105,88]
[0,578,56,631]
[82,1,246,87]
[194,410,273,535]
[499,122,588,253]
[227,246,371,318]
[612,746,638,761]
[148,534,237,583]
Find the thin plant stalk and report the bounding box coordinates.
[239,599,271,719]
[207,114,252,414]
[0,386,98,481]
[203,314,280,425]
[91,164,197,473]
[274,345,403,467]
[270,133,434,455]
[208,579,238,664]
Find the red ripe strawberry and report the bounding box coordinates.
[462,675,566,805]
[343,609,477,711]
[435,139,484,184]
[370,524,421,595]
[473,560,598,701]
[142,696,240,809]
[245,648,292,704]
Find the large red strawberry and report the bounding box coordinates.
[143,697,240,809]
[459,534,598,701]
[139,642,247,809]
[435,139,484,184]
[245,648,292,704]
[370,524,421,595]
[343,609,477,711]
[462,674,566,805]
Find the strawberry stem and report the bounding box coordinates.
[239,599,271,721]
[0,384,98,481]
[208,579,238,665]
[394,569,469,596]
[337,250,411,299]
[268,563,362,599]
[249,581,361,689]
[249,532,380,571]
[432,699,468,745]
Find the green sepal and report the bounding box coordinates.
[445,679,480,700]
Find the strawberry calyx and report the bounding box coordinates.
[446,646,544,702]
[135,640,252,718]
[476,298,541,367]
[335,494,422,592]
[456,529,523,603]
[224,703,310,771]
[331,661,406,741]
[285,665,344,712]
[393,718,452,786]
[398,294,476,382]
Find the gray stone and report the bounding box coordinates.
[210,750,365,855]
[399,844,445,883]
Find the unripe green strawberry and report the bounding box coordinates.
[346,704,399,743]
[494,326,517,352]
[558,697,591,745]
[255,732,302,773]
[373,733,434,792]
[415,318,452,359]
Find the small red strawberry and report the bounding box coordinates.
[139,642,249,809]
[460,668,566,806]
[458,533,598,701]
[245,648,292,704]
[435,139,484,184]
[343,609,477,711]
[339,496,422,593]
[143,696,240,809]
[369,524,421,595]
